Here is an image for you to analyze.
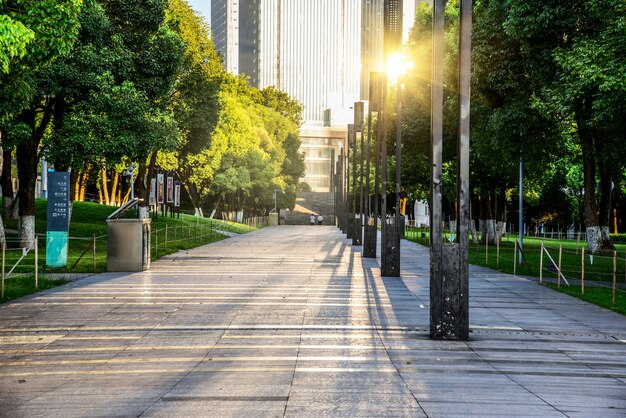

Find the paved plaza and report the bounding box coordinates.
[1,226,625,417]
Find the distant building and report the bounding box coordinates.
[211,1,423,192]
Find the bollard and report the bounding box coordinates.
[539,241,543,284]
[581,247,585,295]
[34,237,38,289]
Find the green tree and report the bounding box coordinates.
[0,0,82,246]
[502,0,626,252]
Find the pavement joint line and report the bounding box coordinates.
[162,396,290,402]
[1,367,623,379]
[8,301,396,307]
[0,355,387,367]
[0,325,421,333]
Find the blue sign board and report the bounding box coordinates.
[46,172,70,267]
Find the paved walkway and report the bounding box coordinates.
[0,226,625,417]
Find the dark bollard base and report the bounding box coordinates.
[430,243,469,341]
[363,218,377,258]
[352,215,362,246]
[347,214,354,239]
[338,203,345,232]
[381,217,400,276]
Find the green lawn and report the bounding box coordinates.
[543,283,626,315]
[405,227,626,315]
[1,199,260,303]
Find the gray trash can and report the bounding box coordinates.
[107,218,151,272]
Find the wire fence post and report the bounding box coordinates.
[485,233,488,265]
[93,234,97,273]
[539,241,543,284]
[581,247,585,295]
[165,224,168,252]
[155,229,159,259]
[188,224,191,243]
[495,236,500,268]
[1,242,5,298]
[513,239,517,276]
[612,250,617,305]
[195,224,197,244]
[34,236,39,289]
[557,244,562,288]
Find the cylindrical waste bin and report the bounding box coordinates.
[107,218,151,271]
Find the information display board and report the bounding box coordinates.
[46,172,70,267]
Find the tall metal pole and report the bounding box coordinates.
[351,124,361,246]
[363,86,377,258]
[429,0,445,309]
[456,0,472,340]
[430,0,471,341]
[347,124,354,240]
[355,102,364,246]
[518,145,523,264]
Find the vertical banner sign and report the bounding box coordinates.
[157,174,165,204]
[149,178,156,206]
[174,185,181,207]
[166,177,174,203]
[46,172,70,267]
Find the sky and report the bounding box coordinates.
[186,0,211,25]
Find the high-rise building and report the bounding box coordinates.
[211,0,239,74]
[211,1,421,191]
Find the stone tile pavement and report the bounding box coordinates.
[0,226,625,417]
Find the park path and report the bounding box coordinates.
[0,226,625,417]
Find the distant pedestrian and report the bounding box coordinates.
[310,214,316,225]
[317,215,324,225]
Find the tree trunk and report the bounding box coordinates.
[101,166,110,205]
[136,159,149,219]
[181,180,203,216]
[479,193,495,244]
[2,146,15,220]
[79,168,89,201]
[17,106,52,248]
[577,103,612,253]
[69,169,79,202]
[209,194,222,219]
[110,171,119,206]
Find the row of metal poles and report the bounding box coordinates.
[334,0,472,340]
[334,73,402,278]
